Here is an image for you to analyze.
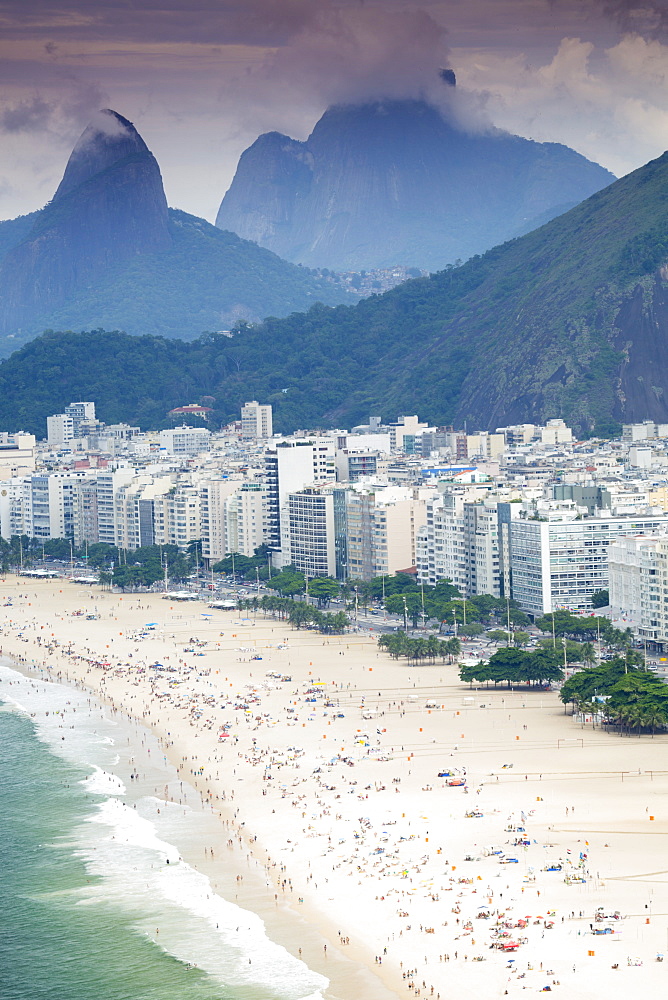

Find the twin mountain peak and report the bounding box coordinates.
[4,101,668,436]
[0,101,614,347]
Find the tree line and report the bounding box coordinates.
[236,595,348,634]
[459,647,564,688]
[377,632,461,663]
[560,656,668,734]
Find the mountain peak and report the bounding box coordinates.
[54,109,151,202]
[216,99,615,271]
[0,108,172,335]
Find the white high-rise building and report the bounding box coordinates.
[95,468,137,546]
[47,414,74,449]
[200,479,242,563]
[115,478,173,550]
[159,426,211,456]
[287,485,335,577]
[223,483,268,558]
[510,511,668,615]
[608,535,661,631]
[241,401,273,440]
[65,401,96,435]
[416,493,504,596]
[22,471,88,540]
[154,485,201,549]
[264,440,335,567]
[416,493,467,593]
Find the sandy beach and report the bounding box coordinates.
[2,574,668,999]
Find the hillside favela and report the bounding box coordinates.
[4,3,668,1000]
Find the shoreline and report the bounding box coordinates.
[3,575,668,998]
[0,584,398,1000]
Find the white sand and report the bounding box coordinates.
[2,574,668,999]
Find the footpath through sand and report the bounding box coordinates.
[2,575,668,999]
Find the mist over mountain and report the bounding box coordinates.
[216,94,615,272]
[3,148,668,437]
[0,110,351,353]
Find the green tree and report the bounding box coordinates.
[212,552,255,576]
[385,592,426,628]
[580,642,597,666]
[591,589,609,608]
[307,577,340,607]
[487,629,511,643]
[459,622,484,637]
[289,604,316,629]
[267,566,306,597]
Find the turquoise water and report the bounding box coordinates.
[0,707,224,1000]
[0,665,327,1000]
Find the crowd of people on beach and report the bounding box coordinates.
[1,581,665,998]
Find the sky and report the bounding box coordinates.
[2,1,668,222]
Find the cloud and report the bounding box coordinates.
[257,6,450,106]
[547,1,668,39]
[0,76,108,137]
[457,31,668,175]
[0,0,325,47]
[0,96,54,133]
[602,1,668,37]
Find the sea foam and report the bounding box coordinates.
[81,795,328,999]
[81,765,126,796]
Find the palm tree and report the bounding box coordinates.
[578,700,598,729]
[427,635,440,662]
[581,642,596,667]
[639,704,667,737]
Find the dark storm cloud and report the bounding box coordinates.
[603,1,668,36]
[547,0,668,38]
[0,0,323,46]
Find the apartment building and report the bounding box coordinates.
[162,486,201,549]
[510,511,668,616]
[223,482,268,558]
[416,493,504,596]
[94,468,137,546]
[241,401,273,441]
[200,479,240,563]
[335,449,389,483]
[343,485,426,582]
[20,472,88,540]
[115,478,173,550]
[287,485,335,577]
[608,535,661,631]
[264,440,335,567]
[159,426,211,456]
[47,413,74,449]
[0,432,36,479]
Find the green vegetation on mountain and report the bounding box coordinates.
[0,209,351,351]
[0,108,352,353]
[2,151,668,433]
[0,212,38,259]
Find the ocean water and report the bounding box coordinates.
[0,663,328,1000]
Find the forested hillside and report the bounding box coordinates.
[3,151,668,435]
